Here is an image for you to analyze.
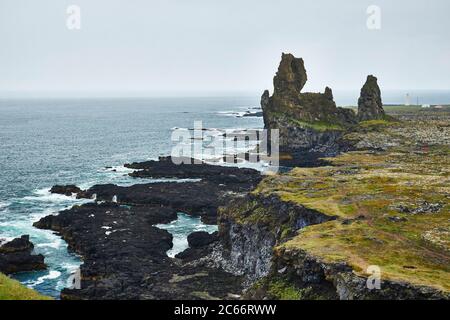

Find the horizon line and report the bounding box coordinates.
[1,88,450,99]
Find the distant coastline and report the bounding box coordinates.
[1,89,450,108]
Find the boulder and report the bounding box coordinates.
[187,231,218,248]
[0,235,34,254]
[0,235,47,274]
[358,75,385,121]
[50,185,82,196]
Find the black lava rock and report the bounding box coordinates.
[50,185,83,196]
[187,231,218,248]
[33,156,258,300]
[0,235,47,274]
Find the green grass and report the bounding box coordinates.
[0,273,52,300]
[344,105,423,111]
[250,277,331,300]
[267,110,347,132]
[358,119,397,128]
[290,119,345,131]
[383,105,422,112]
[265,279,301,300]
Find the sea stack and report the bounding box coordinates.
[358,75,385,121]
[261,53,356,154]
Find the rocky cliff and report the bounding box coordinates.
[218,194,449,300]
[250,246,448,300]
[218,195,333,282]
[217,111,450,300]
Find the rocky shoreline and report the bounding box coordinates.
[34,158,261,299]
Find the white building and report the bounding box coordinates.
[405,93,411,106]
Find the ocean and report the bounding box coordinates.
[0,97,262,298]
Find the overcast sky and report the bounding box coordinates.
[0,0,449,97]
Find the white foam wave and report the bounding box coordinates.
[0,236,15,246]
[217,107,262,118]
[60,262,81,272]
[110,178,201,187]
[217,110,248,117]
[28,271,62,288]
[35,238,64,249]
[149,178,201,183]
[103,165,135,174]
[22,188,77,203]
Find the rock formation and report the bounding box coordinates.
[0,235,47,274]
[358,75,385,121]
[261,53,357,154]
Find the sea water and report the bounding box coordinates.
[0,97,262,298]
[155,213,218,258]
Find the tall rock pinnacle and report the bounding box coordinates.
[358,75,385,121]
[273,53,307,96]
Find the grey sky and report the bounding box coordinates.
[0,0,449,97]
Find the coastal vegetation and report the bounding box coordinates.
[0,273,52,300]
